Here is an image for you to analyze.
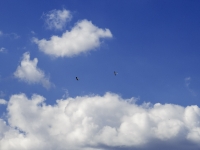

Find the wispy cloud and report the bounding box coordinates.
[0,30,20,39]
[0,92,200,150]
[8,33,20,39]
[14,52,53,89]
[62,88,69,99]
[0,47,6,53]
[34,19,112,58]
[185,77,191,87]
[42,9,72,30]
[31,31,36,35]
[0,99,7,105]
[185,77,196,96]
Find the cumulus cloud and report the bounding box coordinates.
[43,9,72,30]
[34,19,112,57]
[0,99,7,105]
[14,52,52,88]
[0,92,200,150]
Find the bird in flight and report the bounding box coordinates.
[114,71,118,76]
[76,77,79,81]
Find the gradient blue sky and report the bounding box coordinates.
[1,0,200,105]
[0,1,200,149]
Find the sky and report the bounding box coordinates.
[0,0,200,149]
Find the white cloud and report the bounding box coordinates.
[0,92,200,150]
[0,99,7,105]
[43,9,72,30]
[34,19,112,57]
[14,52,52,89]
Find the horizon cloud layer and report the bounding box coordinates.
[0,92,200,150]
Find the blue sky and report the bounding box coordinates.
[1,1,200,149]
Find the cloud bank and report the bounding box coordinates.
[14,52,52,88]
[43,9,72,30]
[0,92,200,150]
[34,19,112,57]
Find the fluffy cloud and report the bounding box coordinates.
[14,52,52,88]
[34,19,112,57]
[0,92,200,150]
[43,9,72,30]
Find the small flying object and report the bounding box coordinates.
[76,77,79,81]
[114,71,118,76]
